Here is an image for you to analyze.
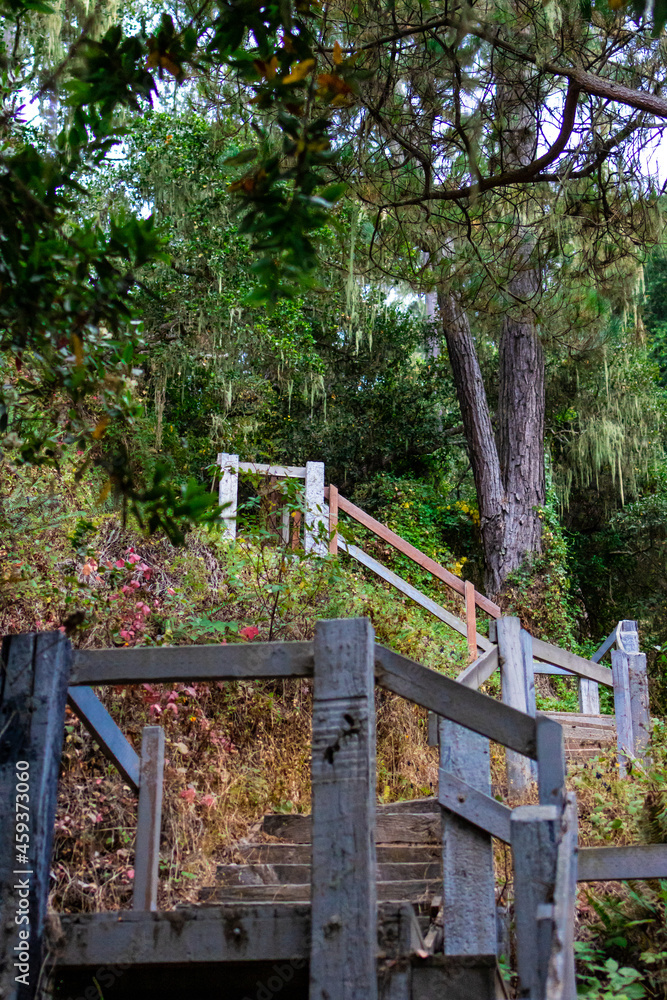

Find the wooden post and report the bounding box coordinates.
[464,580,477,663]
[281,505,291,546]
[578,677,600,715]
[133,726,165,912]
[328,484,339,555]
[611,625,635,775]
[618,620,651,761]
[305,461,327,556]
[511,804,559,1000]
[536,715,566,810]
[310,618,377,1000]
[497,617,534,795]
[438,720,496,956]
[217,452,239,540]
[545,793,578,1000]
[0,632,72,1000]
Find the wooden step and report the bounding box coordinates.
[216,860,442,886]
[546,711,615,744]
[565,746,616,762]
[49,904,502,999]
[262,811,440,844]
[230,842,441,865]
[199,879,440,905]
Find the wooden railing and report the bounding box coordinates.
[2,621,665,1000]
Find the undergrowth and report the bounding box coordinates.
[2,463,666,999]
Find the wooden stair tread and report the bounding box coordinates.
[216,861,442,886]
[200,879,440,905]
[545,712,615,725]
[230,842,441,864]
[51,906,502,1000]
[261,811,440,844]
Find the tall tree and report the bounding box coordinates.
[324,0,666,595]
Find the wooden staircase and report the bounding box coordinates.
[202,801,442,919]
[546,711,616,763]
[12,622,660,1000]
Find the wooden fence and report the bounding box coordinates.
[216,456,651,777]
[1,620,665,1000]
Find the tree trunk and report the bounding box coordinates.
[497,266,545,589]
[438,40,546,598]
[439,287,545,598]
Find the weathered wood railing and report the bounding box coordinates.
[215,455,646,729]
[2,620,664,1000]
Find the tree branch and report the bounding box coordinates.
[382,80,581,208]
[320,14,667,119]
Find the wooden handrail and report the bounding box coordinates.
[325,488,501,618]
[374,643,537,758]
[70,641,315,685]
[67,686,140,791]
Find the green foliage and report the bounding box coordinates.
[501,492,581,647]
[576,942,647,1000]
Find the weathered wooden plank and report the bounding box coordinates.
[427,711,439,746]
[591,629,618,663]
[70,641,314,685]
[234,843,440,865]
[328,484,339,555]
[437,770,511,843]
[132,727,165,912]
[546,794,578,1000]
[511,804,559,1000]
[532,637,613,687]
[217,452,238,539]
[456,646,499,689]
[215,861,442,885]
[544,712,614,727]
[0,632,72,1000]
[409,954,500,1000]
[375,645,537,758]
[498,618,534,794]
[464,581,477,662]
[578,628,615,715]
[536,715,566,810]
[335,493,501,618]
[201,879,440,904]
[578,843,667,881]
[380,797,437,814]
[262,811,441,844]
[611,648,634,775]
[618,619,640,653]
[439,721,496,955]
[49,902,426,970]
[305,461,327,556]
[49,903,312,965]
[67,686,140,792]
[554,726,616,742]
[238,462,307,478]
[339,538,491,650]
[628,653,650,758]
[310,618,377,1000]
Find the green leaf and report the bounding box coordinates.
[321,182,347,202]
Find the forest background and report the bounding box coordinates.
[5,1,667,995]
[4,0,667,671]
